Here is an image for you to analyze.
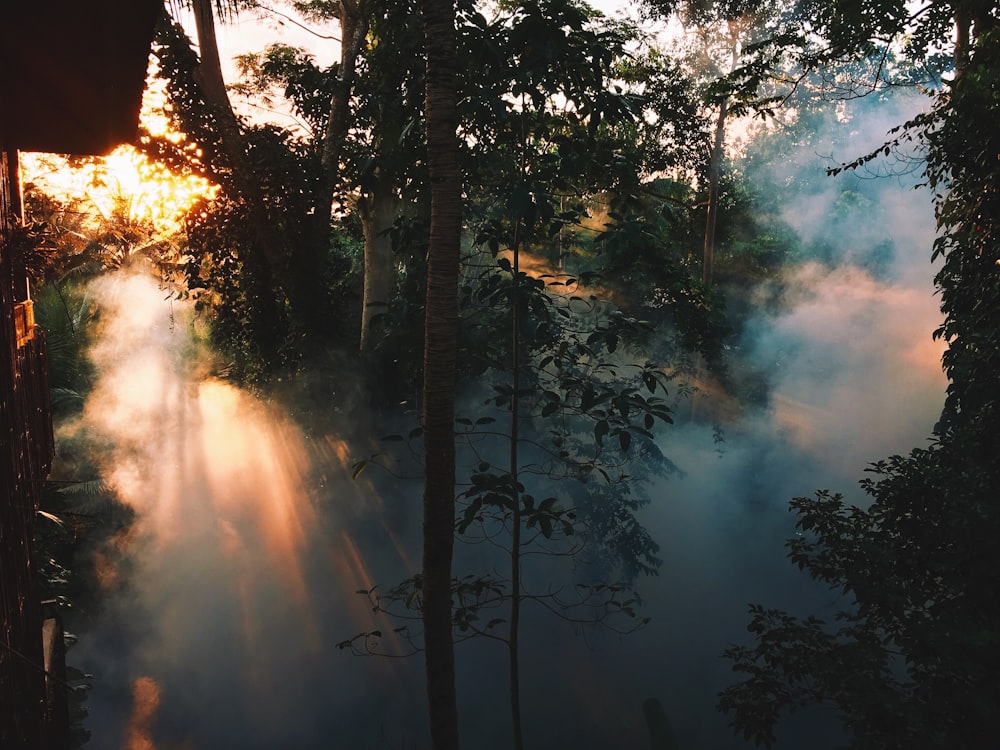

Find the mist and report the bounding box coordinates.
[63,89,948,750]
[69,269,429,749]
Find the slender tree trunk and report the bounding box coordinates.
[189,0,291,351]
[693,20,741,421]
[420,0,462,746]
[308,0,373,345]
[190,0,246,175]
[702,97,727,285]
[188,0,334,348]
[508,223,524,750]
[322,0,369,181]
[316,0,369,233]
[358,178,398,351]
[702,20,740,285]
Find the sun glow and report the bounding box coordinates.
[20,61,218,236]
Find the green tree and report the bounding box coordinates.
[149,1,380,374]
[339,6,723,750]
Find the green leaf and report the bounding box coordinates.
[539,516,553,538]
[618,430,632,453]
[37,510,66,528]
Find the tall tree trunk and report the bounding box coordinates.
[308,0,371,346]
[508,226,525,750]
[321,0,369,183]
[190,0,247,177]
[358,177,398,351]
[955,8,971,76]
[315,0,369,236]
[702,20,740,285]
[420,0,462,746]
[702,97,727,285]
[188,0,334,349]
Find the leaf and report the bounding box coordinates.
[37,510,66,528]
[351,460,368,479]
[539,516,553,538]
[618,430,632,453]
[56,479,110,498]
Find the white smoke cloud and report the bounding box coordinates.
[71,267,428,750]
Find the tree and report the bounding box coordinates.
[640,0,784,283]
[339,6,727,750]
[717,4,1000,747]
[149,0,391,370]
[419,0,463,746]
[231,0,429,352]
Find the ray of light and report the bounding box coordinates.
[123,676,161,750]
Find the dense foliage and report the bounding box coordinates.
[23,1,1000,749]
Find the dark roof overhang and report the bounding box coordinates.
[0,0,161,156]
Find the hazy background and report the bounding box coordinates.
[64,88,947,750]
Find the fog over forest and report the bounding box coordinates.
[50,86,949,750]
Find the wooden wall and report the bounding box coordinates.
[1,147,57,748]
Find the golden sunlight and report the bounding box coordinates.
[123,676,161,750]
[20,61,217,236]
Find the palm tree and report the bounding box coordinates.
[419,0,462,745]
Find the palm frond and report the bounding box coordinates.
[57,479,112,498]
[57,479,118,515]
[50,387,87,410]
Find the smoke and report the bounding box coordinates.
[70,268,428,750]
[509,91,947,749]
[66,90,947,750]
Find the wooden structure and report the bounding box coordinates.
[1,1,159,747]
[1,148,57,750]
[0,0,161,156]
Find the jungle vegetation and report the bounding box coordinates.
[20,0,1000,748]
